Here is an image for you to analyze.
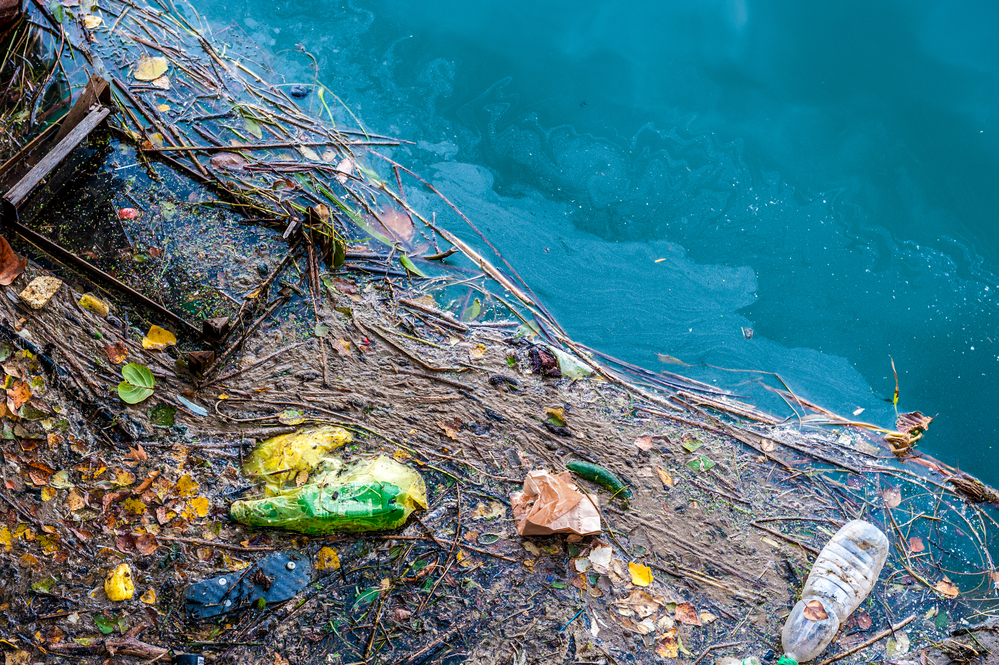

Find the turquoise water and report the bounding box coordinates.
[201,1,999,481]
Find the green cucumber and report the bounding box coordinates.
[566,460,632,500]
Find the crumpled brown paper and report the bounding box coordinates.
[510,470,601,536]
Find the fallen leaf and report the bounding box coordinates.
[760,438,777,452]
[656,635,679,658]
[125,445,147,463]
[856,612,872,630]
[79,293,110,317]
[613,590,661,618]
[379,207,414,244]
[40,486,56,501]
[935,576,959,599]
[118,207,140,220]
[335,157,354,183]
[588,543,613,574]
[657,353,688,366]
[136,534,158,555]
[65,489,85,511]
[134,56,168,81]
[544,407,566,427]
[104,342,129,364]
[83,14,102,28]
[316,546,340,571]
[634,436,654,451]
[140,588,156,604]
[142,325,177,350]
[438,421,459,440]
[897,411,933,434]
[150,75,170,90]
[886,631,910,658]
[7,380,32,408]
[470,343,487,359]
[908,536,925,553]
[210,152,247,170]
[803,599,829,621]
[674,602,701,626]
[175,474,199,498]
[278,409,305,425]
[882,487,901,509]
[299,145,321,161]
[332,338,352,356]
[0,235,27,285]
[699,611,718,625]
[118,363,154,404]
[628,562,653,587]
[655,466,673,488]
[189,496,210,517]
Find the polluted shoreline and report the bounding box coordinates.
[0,1,997,664]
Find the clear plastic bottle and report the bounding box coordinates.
[715,658,761,665]
[780,520,888,663]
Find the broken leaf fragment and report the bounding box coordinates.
[83,14,101,28]
[133,56,168,81]
[628,561,653,587]
[142,325,177,350]
[118,363,155,404]
[105,563,134,601]
[140,588,156,604]
[935,576,959,599]
[210,152,246,170]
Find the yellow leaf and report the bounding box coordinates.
[628,562,653,587]
[83,14,102,28]
[105,563,134,601]
[0,525,11,551]
[134,56,168,82]
[470,343,486,359]
[189,496,210,518]
[140,588,157,604]
[298,145,321,161]
[656,636,679,658]
[40,487,56,501]
[655,466,673,488]
[315,546,340,571]
[122,497,147,514]
[157,104,170,112]
[113,468,136,487]
[142,324,177,350]
[78,296,105,324]
[175,474,199,498]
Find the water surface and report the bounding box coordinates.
[200,0,999,482]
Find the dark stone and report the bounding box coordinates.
[289,84,310,98]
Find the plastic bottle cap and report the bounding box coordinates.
[286,561,296,570]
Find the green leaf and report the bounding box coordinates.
[686,455,716,473]
[478,533,500,545]
[461,297,481,322]
[353,586,380,610]
[278,409,305,426]
[94,614,117,634]
[682,439,703,453]
[31,576,57,592]
[935,609,949,631]
[315,322,329,338]
[49,2,64,23]
[118,363,155,404]
[243,116,263,139]
[399,254,426,277]
[149,404,177,427]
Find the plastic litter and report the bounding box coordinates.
[780,520,889,663]
[510,469,601,536]
[716,658,761,665]
[105,563,134,601]
[184,551,311,619]
[242,425,351,494]
[231,454,427,534]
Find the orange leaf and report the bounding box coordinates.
[136,534,159,555]
[908,537,925,553]
[634,436,653,451]
[674,602,701,626]
[935,576,959,599]
[6,380,32,409]
[655,466,673,488]
[803,599,829,621]
[0,235,27,285]
[104,342,128,364]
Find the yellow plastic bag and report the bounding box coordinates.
[231,455,427,534]
[105,563,134,601]
[242,425,351,494]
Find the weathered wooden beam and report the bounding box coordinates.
[3,105,109,213]
[53,75,111,144]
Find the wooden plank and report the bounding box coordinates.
[3,105,109,210]
[53,75,110,144]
